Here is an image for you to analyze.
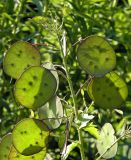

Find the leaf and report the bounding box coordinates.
[0,133,12,160]
[78,113,94,129]
[77,35,116,76]
[12,118,49,156]
[38,95,63,129]
[96,123,118,159]
[58,134,66,149]
[14,66,57,109]
[3,41,40,79]
[87,71,128,109]
[75,111,94,129]
[61,141,79,160]
[83,123,99,139]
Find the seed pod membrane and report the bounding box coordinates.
[77,36,116,76]
[14,66,57,109]
[87,72,128,109]
[12,118,49,156]
[3,41,40,79]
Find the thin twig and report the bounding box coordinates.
[75,79,90,97]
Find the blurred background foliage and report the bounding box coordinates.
[0,0,131,159]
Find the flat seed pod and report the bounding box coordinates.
[38,96,63,129]
[14,66,57,109]
[96,123,118,159]
[3,41,40,79]
[87,72,128,109]
[42,62,59,92]
[8,145,46,160]
[12,118,49,156]
[77,36,116,76]
[0,133,12,160]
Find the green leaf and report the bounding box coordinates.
[87,71,128,109]
[14,66,57,109]
[38,95,63,129]
[96,123,118,159]
[61,141,79,160]
[77,35,116,76]
[0,133,12,160]
[83,123,99,139]
[78,113,94,129]
[58,134,66,149]
[12,118,49,156]
[3,41,40,79]
[8,145,46,160]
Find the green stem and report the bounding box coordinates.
[57,31,86,160]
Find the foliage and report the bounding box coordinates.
[0,0,131,160]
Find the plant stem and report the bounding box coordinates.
[57,31,86,160]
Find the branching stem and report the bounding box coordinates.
[57,31,86,160]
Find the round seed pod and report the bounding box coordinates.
[8,145,46,160]
[38,95,63,129]
[96,123,118,159]
[12,118,49,156]
[3,41,40,79]
[77,36,116,76]
[87,72,128,109]
[0,133,12,160]
[14,66,57,109]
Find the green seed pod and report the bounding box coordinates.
[38,95,63,129]
[3,41,40,79]
[12,118,49,156]
[8,145,46,160]
[96,123,118,159]
[14,66,57,109]
[0,133,12,160]
[87,72,128,109]
[77,36,116,76]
